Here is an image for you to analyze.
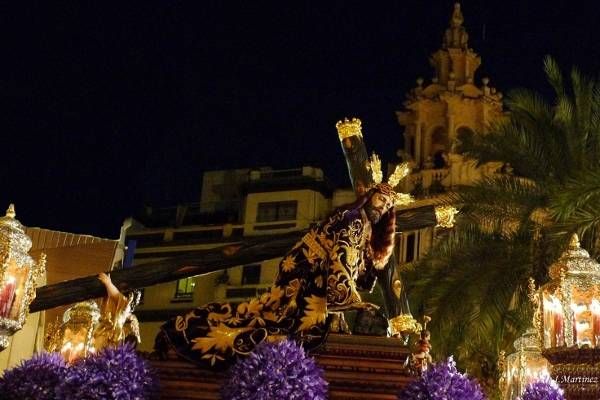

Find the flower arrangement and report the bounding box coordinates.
[0,343,158,400]
[221,339,328,400]
[519,377,565,400]
[0,352,68,400]
[57,343,158,399]
[399,356,486,400]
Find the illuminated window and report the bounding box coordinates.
[256,201,297,222]
[174,277,196,299]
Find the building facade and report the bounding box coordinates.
[392,2,506,269]
[395,2,505,197]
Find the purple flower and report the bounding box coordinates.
[399,356,486,400]
[0,352,68,400]
[221,339,328,400]
[56,343,159,399]
[519,378,565,400]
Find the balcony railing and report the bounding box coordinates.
[401,168,451,198]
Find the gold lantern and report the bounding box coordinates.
[529,234,600,398]
[45,301,101,363]
[537,234,600,350]
[499,328,550,400]
[45,272,142,363]
[0,204,46,350]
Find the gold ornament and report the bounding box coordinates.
[367,153,384,185]
[335,117,363,141]
[389,313,422,336]
[527,277,542,341]
[434,205,459,228]
[387,163,411,188]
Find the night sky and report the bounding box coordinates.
[3,1,600,238]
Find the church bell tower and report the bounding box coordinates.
[396,3,505,192]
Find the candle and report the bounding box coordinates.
[543,298,554,348]
[0,276,16,318]
[553,312,561,346]
[551,296,564,347]
[546,296,563,347]
[591,299,600,347]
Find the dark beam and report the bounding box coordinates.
[29,231,304,313]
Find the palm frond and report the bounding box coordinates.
[544,55,565,97]
[550,168,600,221]
[447,176,547,232]
[404,226,534,377]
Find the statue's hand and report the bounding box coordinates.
[98,272,121,299]
[98,272,111,285]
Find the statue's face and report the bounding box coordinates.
[365,191,394,224]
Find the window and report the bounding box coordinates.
[256,201,298,222]
[242,264,261,285]
[403,231,421,263]
[409,136,415,159]
[174,277,196,299]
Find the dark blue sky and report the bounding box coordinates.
[2,1,600,237]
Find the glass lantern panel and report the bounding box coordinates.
[571,286,600,347]
[505,352,550,400]
[523,353,549,382]
[505,354,521,400]
[592,298,600,348]
[0,258,30,319]
[61,326,90,363]
[542,291,564,348]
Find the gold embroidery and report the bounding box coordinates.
[297,295,327,332]
[281,255,296,273]
[301,231,328,260]
[191,324,253,354]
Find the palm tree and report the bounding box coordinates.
[403,56,600,390]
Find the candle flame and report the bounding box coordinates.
[544,295,563,313]
[571,303,587,314]
[591,299,600,313]
[576,321,590,331]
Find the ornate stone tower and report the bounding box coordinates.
[396,3,505,194]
